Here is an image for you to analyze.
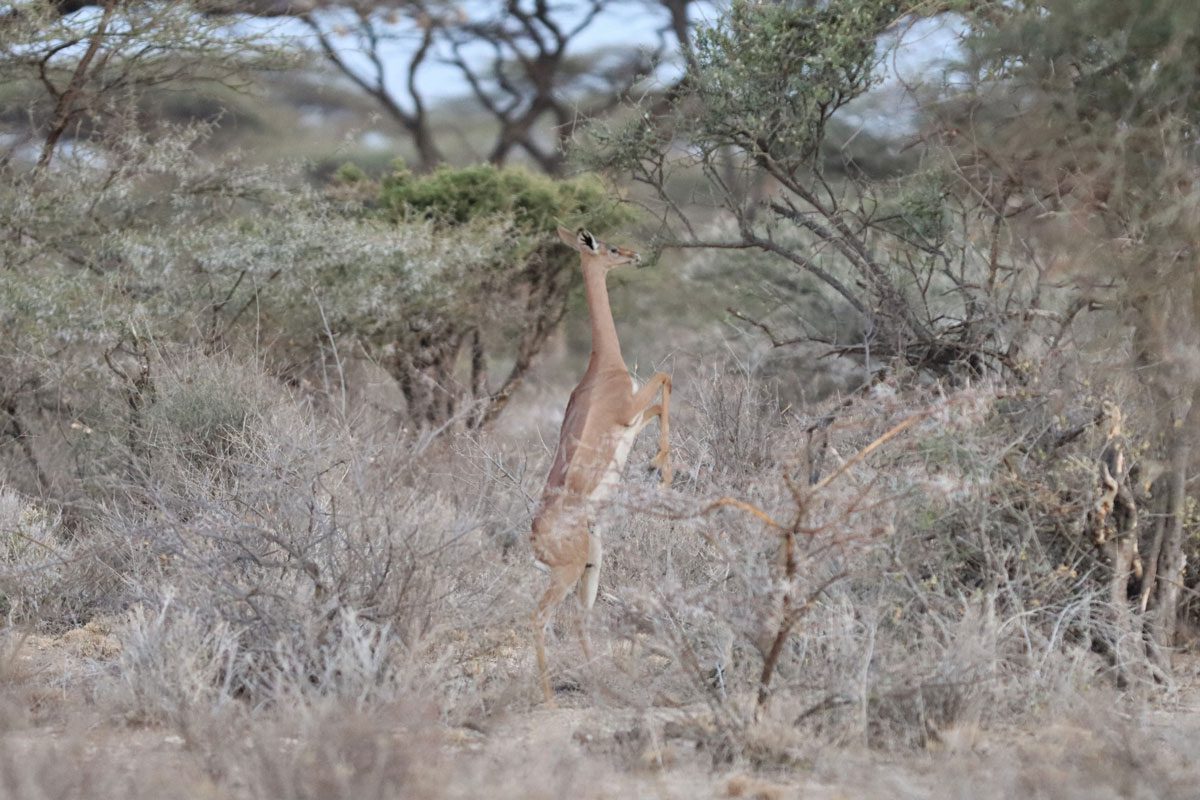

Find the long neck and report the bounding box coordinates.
[582,260,623,368]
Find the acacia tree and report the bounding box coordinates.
[0,0,285,169]
[283,161,632,431]
[28,0,701,173]
[0,1,639,506]
[944,0,1200,656]
[583,0,1200,670]
[295,0,694,173]
[581,0,1033,376]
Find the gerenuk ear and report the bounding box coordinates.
[557,225,580,251]
[577,229,599,253]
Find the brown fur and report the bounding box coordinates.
[530,227,672,704]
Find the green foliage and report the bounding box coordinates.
[380,162,631,236]
[876,170,951,245]
[970,0,1200,126]
[581,0,986,373]
[335,162,368,184]
[289,161,637,347]
[691,0,907,164]
[277,214,519,343]
[317,161,638,425]
[963,0,1200,229]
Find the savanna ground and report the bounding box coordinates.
[5,632,1200,800]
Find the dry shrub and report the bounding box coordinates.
[0,488,128,630]
[577,364,1160,756]
[0,739,202,800]
[0,350,1194,796]
[202,706,441,800]
[0,698,651,800]
[113,600,241,722]
[0,343,1183,774]
[1,697,1195,799]
[0,490,67,624]
[141,355,275,470]
[87,350,529,721]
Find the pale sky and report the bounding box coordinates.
[293,2,966,126]
[51,1,966,126]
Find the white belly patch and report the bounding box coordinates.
[588,420,645,512]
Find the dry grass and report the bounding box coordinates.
[0,347,1195,797]
[0,665,1197,800]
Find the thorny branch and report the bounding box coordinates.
[648,402,947,712]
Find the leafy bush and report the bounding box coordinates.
[691,0,895,162]
[348,162,636,429]
[381,162,625,232]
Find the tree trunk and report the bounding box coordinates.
[36,0,118,172]
[410,123,443,173]
[474,255,572,429]
[1150,391,1197,653]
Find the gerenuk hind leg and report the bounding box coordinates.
[532,560,586,705]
